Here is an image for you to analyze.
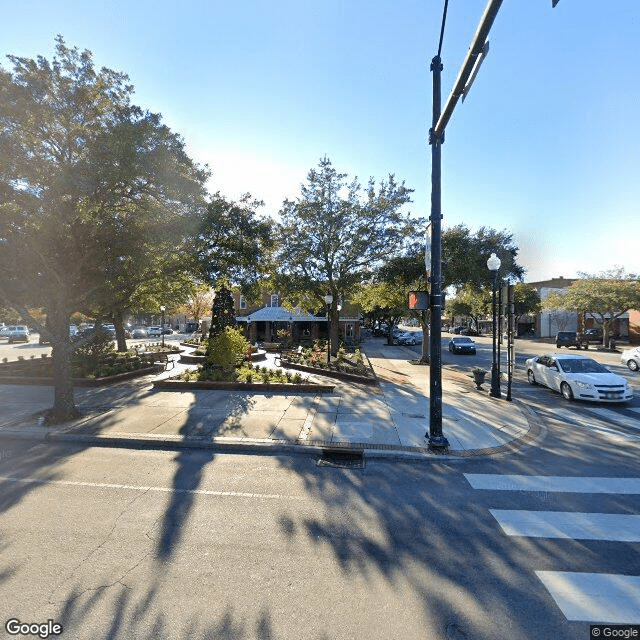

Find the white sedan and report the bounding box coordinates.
[621,346,640,372]
[525,354,633,403]
[147,326,162,337]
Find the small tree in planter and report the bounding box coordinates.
[207,285,236,340]
[206,327,250,371]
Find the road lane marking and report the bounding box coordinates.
[490,510,640,542]
[535,571,640,623]
[539,406,640,441]
[464,473,640,494]
[0,475,306,500]
[588,407,640,430]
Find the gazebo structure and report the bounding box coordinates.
[238,306,324,344]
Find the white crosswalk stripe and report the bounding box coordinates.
[536,572,640,623]
[464,473,640,623]
[541,407,640,442]
[588,407,640,430]
[490,510,640,541]
[465,473,640,494]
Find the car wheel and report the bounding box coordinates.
[527,369,537,385]
[410,339,416,345]
[556,344,561,348]
[560,382,574,401]
[628,359,639,372]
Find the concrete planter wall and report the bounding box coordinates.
[154,379,334,393]
[0,365,161,387]
[179,349,267,365]
[280,360,377,386]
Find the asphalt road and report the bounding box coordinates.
[1,408,639,640]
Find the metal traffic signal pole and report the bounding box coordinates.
[427,0,504,452]
[427,0,560,448]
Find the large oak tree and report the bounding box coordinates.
[0,38,208,421]
[275,157,414,353]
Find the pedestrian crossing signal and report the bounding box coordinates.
[409,291,430,310]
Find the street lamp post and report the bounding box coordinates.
[160,305,166,349]
[487,253,501,398]
[324,293,333,364]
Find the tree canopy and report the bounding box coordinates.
[194,192,275,298]
[543,268,640,345]
[0,37,208,420]
[275,156,414,353]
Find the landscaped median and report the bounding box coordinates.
[0,345,180,386]
[278,343,377,386]
[157,361,334,393]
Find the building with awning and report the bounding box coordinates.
[237,306,323,343]
[236,305,361,344]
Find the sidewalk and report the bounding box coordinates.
[0,339,539,460]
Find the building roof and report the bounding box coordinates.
[239,306,321,323]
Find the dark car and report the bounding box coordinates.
[448,336,477,354]
[7,326,29,343]
[555,331,580,349]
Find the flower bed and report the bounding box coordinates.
[279,344,376,385]
[0,348,175,385]
[157,361,334,392]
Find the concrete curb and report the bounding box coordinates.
[0,397,544,462]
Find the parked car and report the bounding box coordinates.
[448,336,477,354]
[580,327,603,344]
[161,327,173,335]
[39,324,79,344]
[525,354,633,403]
[74,325,114,342]
[131,328,148,339]
[147,326,162,337]
[459,327,480,336]
[555,331,580,349]
[7,325,30,343]
[621,346,640,372]
[394,331,422,346]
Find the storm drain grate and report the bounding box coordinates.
[317,450,366,469]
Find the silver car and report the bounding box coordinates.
[7,325,30,343]
[621,346,640,372]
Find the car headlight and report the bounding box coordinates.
[574,381,593,390]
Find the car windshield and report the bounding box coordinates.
[557,358,610,374]
[454,337,472,343]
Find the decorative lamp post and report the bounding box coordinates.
[324,292,333,364]
[487,253,501,398]
[160,305,166,349]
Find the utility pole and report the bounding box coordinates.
[426,0,560,447]
[427,0,503,451]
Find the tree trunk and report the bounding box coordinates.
[48,306,80,423]
[113,310,128,352]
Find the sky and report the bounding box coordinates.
[2,0,639,283]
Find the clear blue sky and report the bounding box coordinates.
[3,1,639,282]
